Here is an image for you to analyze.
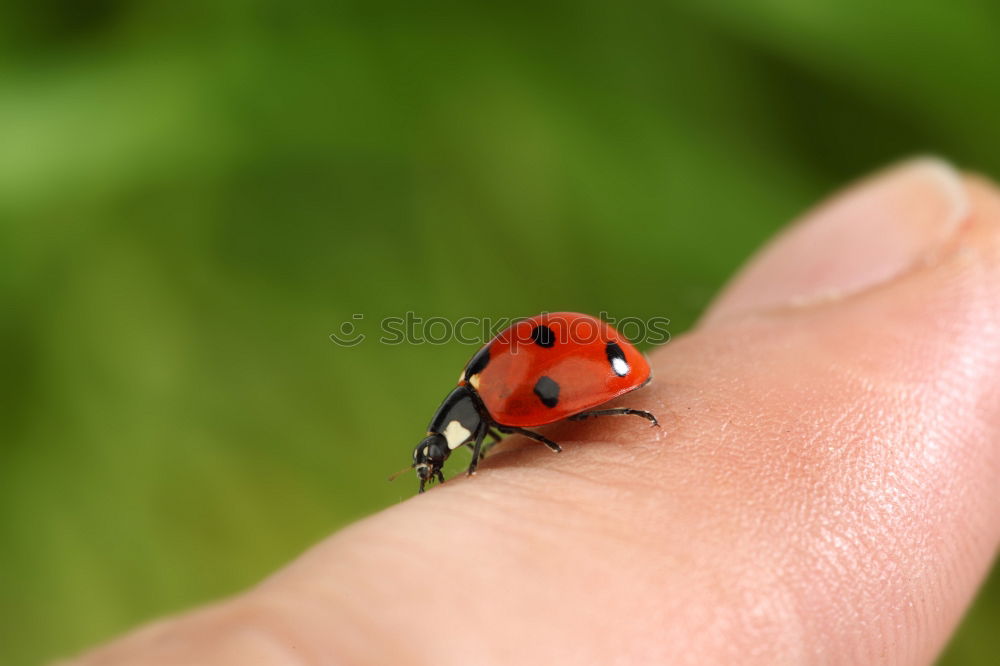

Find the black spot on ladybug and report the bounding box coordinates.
[530,324,556,348]
[606,341,630,377]
[464,345,491,379]
[533,376,560,408]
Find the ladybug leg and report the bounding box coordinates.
[569,408,660,427]
[467,427,504,461]
[498,426,562,453]
[466,424,489,476]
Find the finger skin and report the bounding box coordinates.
[73,177,1000,666]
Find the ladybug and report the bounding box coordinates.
[411,312,658,492]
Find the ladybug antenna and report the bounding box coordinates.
[387,464,413,482]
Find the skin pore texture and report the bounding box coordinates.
[72,161,1000,665]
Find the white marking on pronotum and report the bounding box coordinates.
[443,420,472,449]
[612,357,630,377]
[469,374,481,390]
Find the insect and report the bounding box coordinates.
[409,312,658,492]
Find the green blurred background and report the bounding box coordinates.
[2,1,998,663]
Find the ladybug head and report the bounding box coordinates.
[413,434,448,492]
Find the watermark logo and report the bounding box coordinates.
[330,313,366,347]
[329,312,670,348]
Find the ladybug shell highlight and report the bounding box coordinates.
[460,312,651,427]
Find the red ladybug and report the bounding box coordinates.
[411,312,658,492]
